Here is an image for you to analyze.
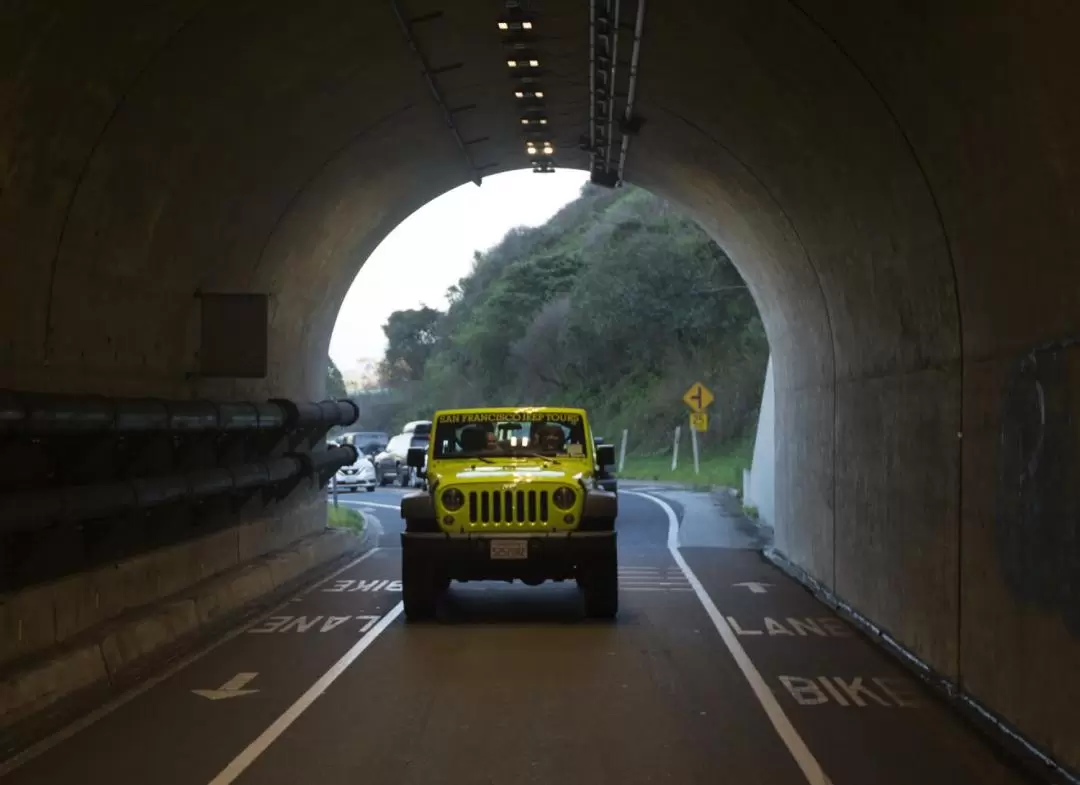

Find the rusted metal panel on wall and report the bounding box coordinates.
[199,293,268,379]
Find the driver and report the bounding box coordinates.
[532,422,566,452]
[459,424,494,452]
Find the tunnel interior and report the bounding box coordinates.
[1,0,1078,773]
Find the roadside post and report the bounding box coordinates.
[671,426,681,471]
[682,381,715,477]
[331,474,339,508]
[618,429,628,472]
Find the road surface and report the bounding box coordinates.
[0,486,1036,784]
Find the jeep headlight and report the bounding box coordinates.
[441,488,465,512]
[553,486,576,510]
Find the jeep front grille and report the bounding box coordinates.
[467,490,549,525]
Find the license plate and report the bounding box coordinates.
[490,540,528,560]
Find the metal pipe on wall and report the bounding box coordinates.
[0,391,358,435]
[0,445,359,535]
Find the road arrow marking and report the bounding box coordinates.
[733,581,773,594]
[193,672,259,701]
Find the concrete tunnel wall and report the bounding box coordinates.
[1,0,1078,772]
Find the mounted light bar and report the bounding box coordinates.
[531,155,556,172]
[498,5,554,175]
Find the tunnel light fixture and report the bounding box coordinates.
[497,19,534,31]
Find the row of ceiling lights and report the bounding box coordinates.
[497,10,555,173]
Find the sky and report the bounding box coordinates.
[329,168,590,376]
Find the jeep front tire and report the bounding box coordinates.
[402,542,441,621]
[580,545,618,619]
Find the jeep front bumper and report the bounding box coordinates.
[400,530,615,581]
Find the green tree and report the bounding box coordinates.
[377,306,442,386]
[370,184,769,449]
[326,356,348,399]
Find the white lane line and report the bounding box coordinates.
[625,491,832,785]
[0,548,382,777]
[206,602,404,785]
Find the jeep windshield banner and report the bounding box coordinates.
[437,411,582,425]
[432,411,589,459]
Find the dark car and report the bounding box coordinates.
[341,431,390,456]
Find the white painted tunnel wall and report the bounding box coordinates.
[745,356,775,528]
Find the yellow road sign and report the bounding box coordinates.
[689,412,709,432]
[682,381,714,412]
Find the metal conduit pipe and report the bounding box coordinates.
[588,0,597,157]
[616,0,646,182]
[0,390,355,435]
[388,0,482,187]
[0,445,359,535]
[274,398,359,431]
[603,0,621,174]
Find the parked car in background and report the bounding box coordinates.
[374,420,431,487]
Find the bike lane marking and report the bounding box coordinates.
[626,490,831,785]
[0,548,402,784]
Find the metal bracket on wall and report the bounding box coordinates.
[390,1,485,186]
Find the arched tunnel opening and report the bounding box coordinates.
[1,1,1078,781]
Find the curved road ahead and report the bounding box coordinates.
[1,488,1035,784]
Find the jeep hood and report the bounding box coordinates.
[445,464,582,483]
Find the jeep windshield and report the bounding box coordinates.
[432,411,589,460]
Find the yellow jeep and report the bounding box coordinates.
[399,406,619,620]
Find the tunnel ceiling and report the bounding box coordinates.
[0,0,1073,402]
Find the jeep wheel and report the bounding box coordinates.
[581,547,618,619]
[402,545,441,621]
[397,464,411,488]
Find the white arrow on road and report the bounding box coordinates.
[732,581,773,594]
[193,672,259,701]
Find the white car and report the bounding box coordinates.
[333,451,377,493]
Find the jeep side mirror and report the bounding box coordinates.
[406,446,427,469]
[596,444,616,471]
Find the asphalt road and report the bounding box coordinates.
[0,487,1036,785]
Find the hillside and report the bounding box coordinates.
[345,183,769,461]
